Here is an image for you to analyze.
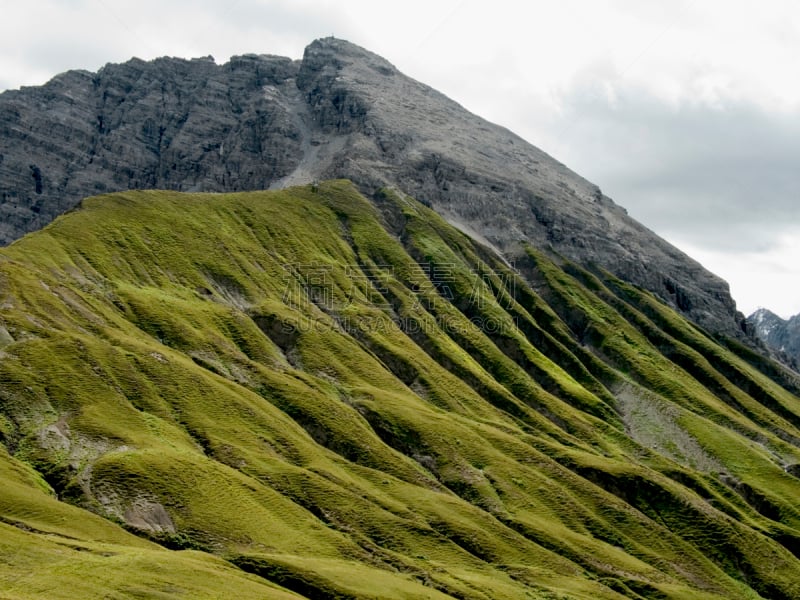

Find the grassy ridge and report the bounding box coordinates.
[0,180,799,598]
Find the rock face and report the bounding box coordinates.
[0,54,303,242]
[749,308,800,368]
[0,37,742,337]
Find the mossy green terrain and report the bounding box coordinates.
[1,180,800,598]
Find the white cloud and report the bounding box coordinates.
[676,231,800,318]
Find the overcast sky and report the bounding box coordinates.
[1,0,798,317]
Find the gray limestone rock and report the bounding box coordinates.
[0,54,303,244]
[0,37,746,339]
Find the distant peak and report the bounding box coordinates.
[749,307,784,323]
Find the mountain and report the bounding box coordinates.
[0,38,743,340]
[3,38,800,598]
[2,181,800,598]
[749,308,800,368]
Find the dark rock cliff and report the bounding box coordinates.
[0,37,743,338]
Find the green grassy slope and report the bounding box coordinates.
[1,180,799,599]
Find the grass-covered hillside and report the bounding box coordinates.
[1,180,800,599]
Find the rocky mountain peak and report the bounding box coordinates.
[750,307,782,331]
[748,308,800,368]
[301,36,398,76]
[0,38,745,339]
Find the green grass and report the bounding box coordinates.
[0,180,799,598]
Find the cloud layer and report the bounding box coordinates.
[528,84,800,317]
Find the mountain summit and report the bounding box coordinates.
[0,38,741,338]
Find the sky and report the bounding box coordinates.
[1,0,798,318]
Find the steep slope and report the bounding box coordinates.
[2,181,800,599]
[0,38,741,339]
[749,308,800,368]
